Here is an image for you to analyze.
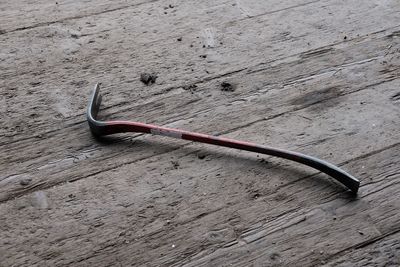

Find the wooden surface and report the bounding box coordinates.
[1,0,399,266]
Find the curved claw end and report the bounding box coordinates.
[89,83,102,120]
[87,83,106,136]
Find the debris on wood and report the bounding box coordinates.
[197,153,206,159]
[19,177,32,186]
[220,81,236,92]
[171,161,180,169]
[182,84,198,92]
[140,73,158,85]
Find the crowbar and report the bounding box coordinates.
[87,84,360,193]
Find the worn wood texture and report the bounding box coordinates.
[1,0,399,266]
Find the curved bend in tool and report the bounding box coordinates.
[87,84,360,193]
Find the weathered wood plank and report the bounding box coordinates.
[1,0,399,142]
[0,0,328,33]
[1,0,400,266]
[1,33,398,202]
[181,143,400,266]
[0,141,398,266]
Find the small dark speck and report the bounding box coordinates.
[71,33,79,39]
[20,178,32,186]
[182,84,197,92]
[344,36,347,40]
[169,4,174,8]
[197,154,206,160]
[199,55,207,58]
[177,37,182,41]
[391,92,400,101]
[171,161,180,169]
[358,230,364,235]
[270,252,280,260]
[140,73,157,85]
[30,81,41,87]
[220,81,236,92]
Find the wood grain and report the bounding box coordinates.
[1,0,399,266]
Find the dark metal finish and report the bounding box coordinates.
[87,84,360,193]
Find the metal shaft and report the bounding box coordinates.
[87,84,360,193]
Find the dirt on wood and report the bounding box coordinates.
[140,73,158,85]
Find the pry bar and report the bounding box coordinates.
[87,84,360,193]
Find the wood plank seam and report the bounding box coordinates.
[0,0,160,35]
